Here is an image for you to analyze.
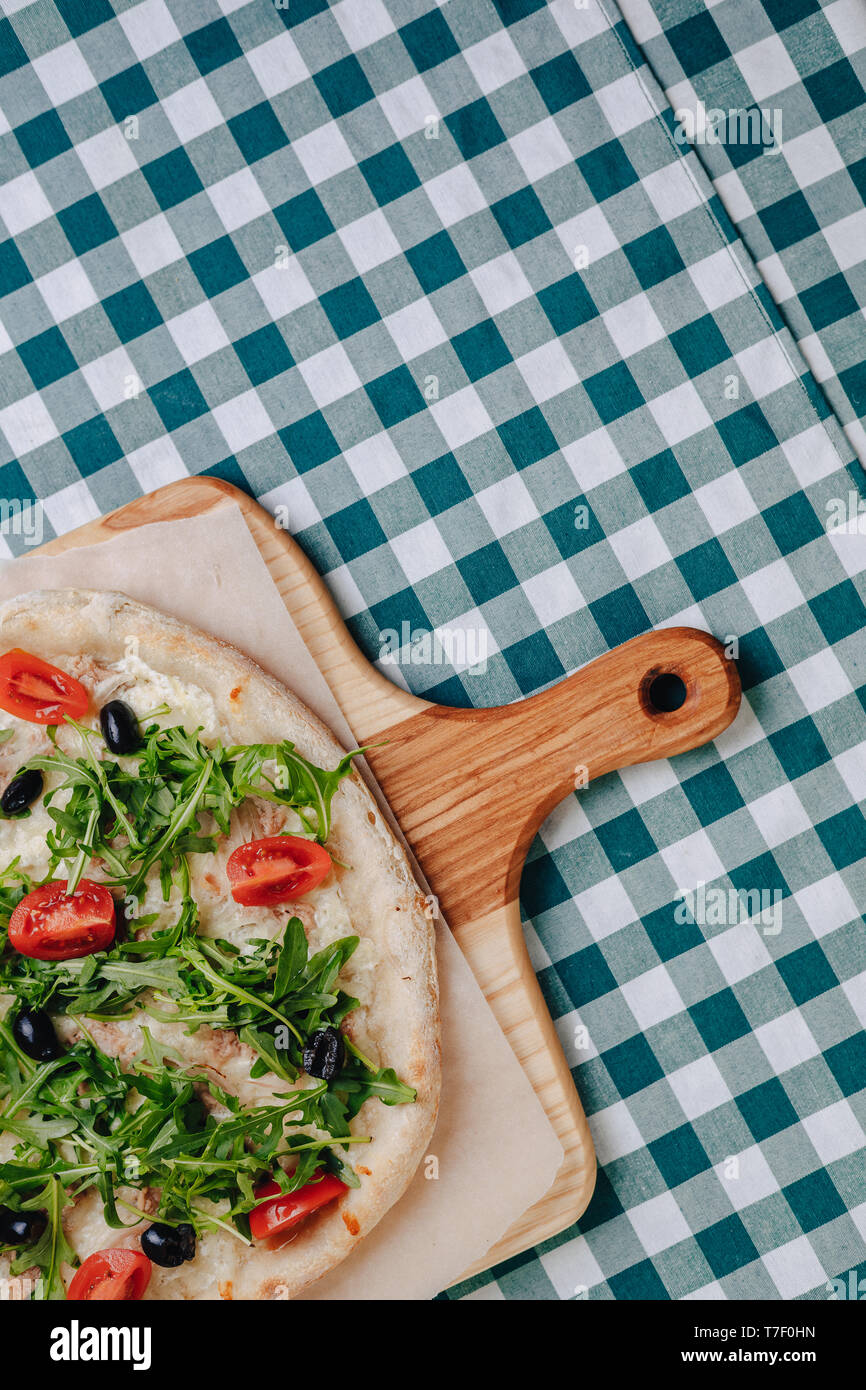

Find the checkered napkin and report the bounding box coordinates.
[0,0,864,1302]
[619,0,866,468]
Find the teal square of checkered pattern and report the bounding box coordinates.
[0,0,864,1303]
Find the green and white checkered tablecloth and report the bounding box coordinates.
[620,0,866,485]
[0,0,864,1301]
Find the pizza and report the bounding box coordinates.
[0,590,440,1300]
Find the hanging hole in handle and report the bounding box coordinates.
[646,672,688,713]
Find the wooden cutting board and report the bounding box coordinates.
[35,476,741,1278]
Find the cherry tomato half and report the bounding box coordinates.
[8,879,116,961]
[226,835,331,907]
[67,1248,151,1301]
[249,1173,345,1241]
[0,649,88,724]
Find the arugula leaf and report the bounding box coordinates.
[272,915,307,1000]
[228,743,364,842]
[10,1177,76,1301]
[0,859,31,924]
[98,957,186,994]
[336,1064,417,1119]
[17,722,363,902]
[241,1026,299,1083]
[1,1114,77,1147]
[2,1038,307,1236]
[0,925,188,1019]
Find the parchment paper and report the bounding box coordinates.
[0,504,564,1300]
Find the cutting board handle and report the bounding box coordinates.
[496,625,738,814]
[365,627,740,925]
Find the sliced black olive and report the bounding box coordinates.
[100,700,141,755]
[303,1026,345,1081]
[0,1204,47,1246]
[140,1221,196,1268]
[1,768,43,816]
[12,1007,63,1063]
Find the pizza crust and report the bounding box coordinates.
[0,589,441,1299]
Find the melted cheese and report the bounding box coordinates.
[1,800,56,877]
[110,651,220,738]
[309,882,376,997]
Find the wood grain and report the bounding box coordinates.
[35,477,742,1275]
[365,627,740,927]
